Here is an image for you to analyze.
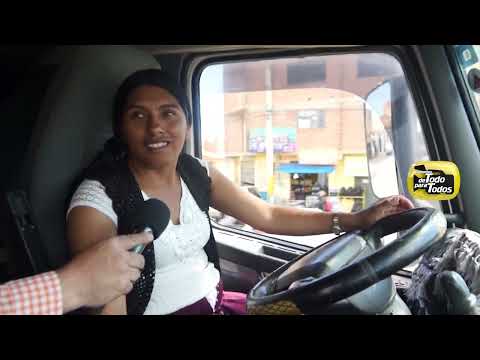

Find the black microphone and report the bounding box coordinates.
[124,199,171,254]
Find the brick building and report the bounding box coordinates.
[201,54,393,208]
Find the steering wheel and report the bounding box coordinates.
[247,208,447,315]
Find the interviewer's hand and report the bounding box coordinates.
[57,232,153,313]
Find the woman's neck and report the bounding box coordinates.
[128,158,179,188]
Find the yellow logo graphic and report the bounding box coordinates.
[407,161,460,201]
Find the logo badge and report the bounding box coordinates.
[408,161,460,201]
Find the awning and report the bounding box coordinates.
[277,164,335,174]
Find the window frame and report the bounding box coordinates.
[187,45,459,251]
[357,57,392,78]
[286,59,327,85]
[297,109,326,129]
[445,45,480,154]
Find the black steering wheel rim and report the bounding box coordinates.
[247,208,447,314]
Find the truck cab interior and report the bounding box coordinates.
[1,45,479,315]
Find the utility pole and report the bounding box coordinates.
[265,64,274,203]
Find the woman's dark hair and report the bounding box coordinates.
[112,69,192,139]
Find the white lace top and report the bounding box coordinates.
[67,159,221,315]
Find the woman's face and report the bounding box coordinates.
[120,85,190,168]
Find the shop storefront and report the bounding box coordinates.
[277,163,335,207]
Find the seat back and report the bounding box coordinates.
[21,45,160,270]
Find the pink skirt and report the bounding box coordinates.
[172,281,247,315]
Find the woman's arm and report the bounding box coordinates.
[209,166,414,236]
[67,207,127,315]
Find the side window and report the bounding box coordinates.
[453,45,480,120]
[199,52,437,248]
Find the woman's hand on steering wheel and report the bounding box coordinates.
[356,195,415,230]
